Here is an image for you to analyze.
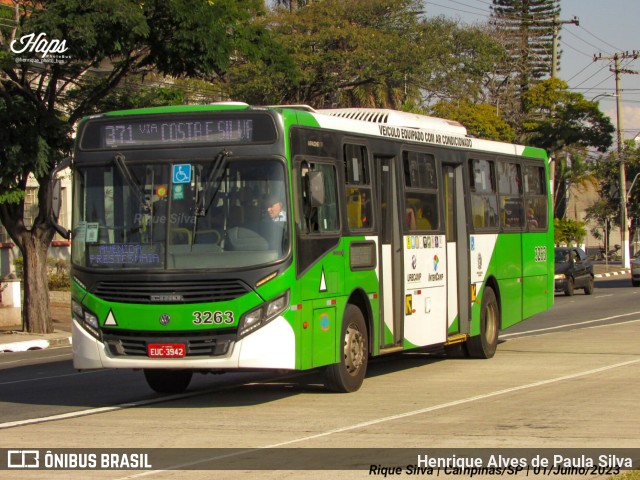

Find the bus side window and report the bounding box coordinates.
[402,150,438,232]
[469,158,499,230]
[498,161,524,229]
[523,165,548,230]
[343,144,372,230]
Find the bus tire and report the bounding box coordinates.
[324,305,368,393]
[144,369,193,394]
[467,287,499,359]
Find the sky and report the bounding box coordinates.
[423,0,640,141]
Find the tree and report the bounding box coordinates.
[551,146,595,219]
[231,1,505,110]
[554,217,586,246]
[490,0,560,99]
[521,79,614,152]
[232,0,427,107]
[624,143,640,255]
[430,100,515,142]
[0,0,280,333]
[417,18,506,107]
[518,78,614,218]
[583,145,640,256]
[269,0,310,12]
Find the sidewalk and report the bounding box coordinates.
[593,262,631,278]
[0,303,72,353]
[0,263,632,354]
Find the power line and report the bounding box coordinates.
[441,0,488,15]
[577,25,623,53]
[571,61,613,91]
[564,59,601,83]
[561,40,596,60]
[563,27,611,55]
[424,1,488,18]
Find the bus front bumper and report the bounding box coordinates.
[72,316,296,371]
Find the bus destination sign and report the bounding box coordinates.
[102,118,254,147]
[79,113,277,150]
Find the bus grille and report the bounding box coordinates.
[92,279,251,304]
[103,332,235,358]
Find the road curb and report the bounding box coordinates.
[595,269,630,278]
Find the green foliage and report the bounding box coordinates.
[430,100,515,142]
[554,217,586,246]
[1,0,280,332]
[419,19,506,105]
[12,257,70,291]
[552,146,595,218]
[234,0,427,106]
[521,79,615,153]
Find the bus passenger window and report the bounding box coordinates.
[343,144,372,231]
[403,151,438,232]
[524,165,548,230]
[469,158,499,230]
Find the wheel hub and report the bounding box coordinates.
[344,323,365,375]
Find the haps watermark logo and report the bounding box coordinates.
[10,32,70,64]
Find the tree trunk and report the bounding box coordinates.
[0,178,56,334]
[21,234,53,333]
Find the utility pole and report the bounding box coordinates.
[551,15,579,78]
[593,51,639,269]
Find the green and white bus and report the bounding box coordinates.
[62,103,553,393]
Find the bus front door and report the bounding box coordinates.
[377,156,404,351]
[442,163,470,337]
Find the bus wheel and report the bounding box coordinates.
[324,305,368,393]
[467,287,499,359]
[143,369,193,394]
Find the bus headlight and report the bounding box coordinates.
[72,299,101,340]
[238,291,289,339]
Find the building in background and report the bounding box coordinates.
[0,169,72,278]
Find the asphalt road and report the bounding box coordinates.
[0,275,639,479]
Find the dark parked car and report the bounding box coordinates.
[554,247,595,296]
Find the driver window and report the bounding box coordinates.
[297,161,339,235]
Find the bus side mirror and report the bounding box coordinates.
[50,156,71,240]
[308,170,325,207]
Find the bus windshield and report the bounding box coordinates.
[71,157,289,271]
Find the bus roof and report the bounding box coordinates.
[80,103,548,160]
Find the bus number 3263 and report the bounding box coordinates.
[534,246,547,263]
[192,311,235,325]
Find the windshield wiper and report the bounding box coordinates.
[191,149,231,249]
[114,154,150,213]
[194,149,231,217]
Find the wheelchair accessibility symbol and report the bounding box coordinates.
[172,164,192,184]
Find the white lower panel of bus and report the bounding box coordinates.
[72,316,296,370]
[403,236,448,347]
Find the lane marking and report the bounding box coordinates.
[0,372,279,430]
[116,357,640,478]
[0,389,209,430]
[501,311,640,338]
